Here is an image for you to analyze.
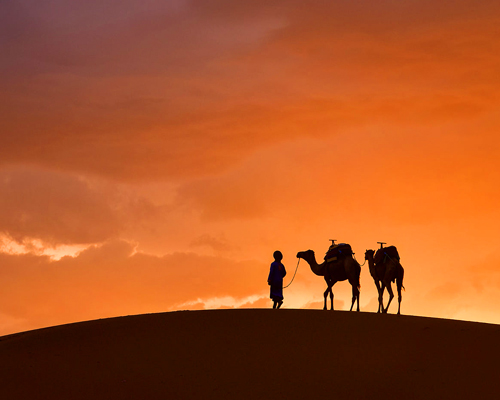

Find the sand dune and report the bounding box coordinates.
[1,309,499,399]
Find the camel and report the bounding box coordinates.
[296,249,361,311]
[364,249,405,314]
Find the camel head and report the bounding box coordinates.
[364,249,375,261]
[297,250,314,260]
[297,250,327,277]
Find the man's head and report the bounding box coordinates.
[273,250,283,262]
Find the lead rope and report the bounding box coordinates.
[283,258,300,289]
[353,254,367,267]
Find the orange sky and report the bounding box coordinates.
[1,0,500,335]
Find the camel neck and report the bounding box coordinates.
[306,255,325,276]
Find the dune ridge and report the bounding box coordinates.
[1,309,499,399]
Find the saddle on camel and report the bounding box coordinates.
[374,245,400,265]
[324,240,353,263]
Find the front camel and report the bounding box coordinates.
[297,248,361,311]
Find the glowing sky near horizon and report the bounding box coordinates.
[1,0,500,335]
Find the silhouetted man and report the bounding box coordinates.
[268,251,287,309]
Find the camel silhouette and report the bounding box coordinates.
[364,248,405,314]
[296,249,360,311]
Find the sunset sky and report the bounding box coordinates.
[1,0,500,335]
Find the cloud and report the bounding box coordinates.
[0,166,162,246]
[0,239,267,335]
[174,130,500,227]
[1,1,499,181]
[239,296,271,309]
[0,167,122,244]
[189,234,235,253]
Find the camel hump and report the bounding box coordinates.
[324,243,353,262]
[374,245,400,264]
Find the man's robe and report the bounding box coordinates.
[268,261,287,300]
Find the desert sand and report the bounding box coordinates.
[1,309,499,399]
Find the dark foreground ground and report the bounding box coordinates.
[1,309,499,399]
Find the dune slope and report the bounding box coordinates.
[1,309,499,399]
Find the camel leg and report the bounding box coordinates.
[374,281,383,313]
[353,288,360,312]
[380,285,386,313]
[324,278,335,310]
[322,277,330,310]
[349,281,360,312]
[383,282,394,314]
[323,287,329,310]
[396,268,404,315]
[397,287,402,315]
[377,283,385,313]
[322,287,334,310]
